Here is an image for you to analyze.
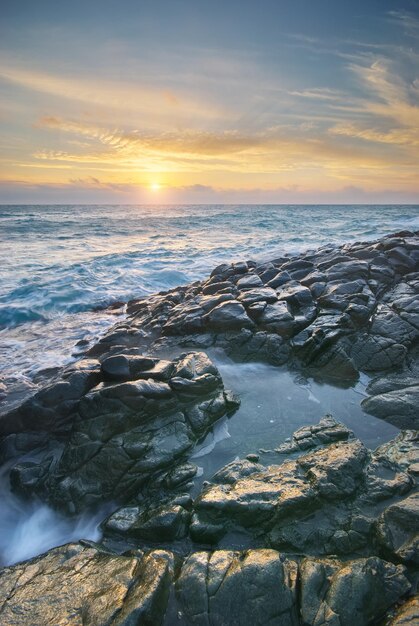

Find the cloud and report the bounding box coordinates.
[1,178,418,205]
[0,63,227,126]
[288,88,343,101]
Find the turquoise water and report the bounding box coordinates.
[1,204,418,399]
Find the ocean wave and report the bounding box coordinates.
[0,203,418,386]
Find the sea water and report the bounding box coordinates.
[0,204,417,564]
[1,204,418,399]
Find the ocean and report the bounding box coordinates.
[0,203,418,564]
[1,204,419,402]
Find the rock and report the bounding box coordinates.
[202,281,234,295]
[237,287,278,305]
[275,416,353,454]
[8,352,239,513]
[246,453,260,463]
[203,301,254,330]
[176,549,299,626]
[189,422,418,558]
[104,500,191,542]
[374,431,419,475]
[259,301,296,337]
[236,274,264,289]
[362,385,419,429]
[386,596,419,625]
[297,440,369,500]
[351,335,407,372]
[300,556,410,626]
[0,543,173,625]
[375,493,419,564]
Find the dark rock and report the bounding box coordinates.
[259,301,295,336]
[267,270,292,289]
[275,416,353,454]
[237,287,278,305]
[386,596,419,625]
[375,493,419,564]
[104,500,191,541]
[203,301,254,331]
[362,385,419,429]
[202,281,234,295]
[236,273,264,289]
[189,421,418,558]
[351,335,407,372]
[300,556,410,626]
[8,352,239,513]
[176,549,299,626]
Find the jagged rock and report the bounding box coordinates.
[300,556,410,626]
[0,358,101,436]
[237,287,278,305]
[8,352,239,513]
[189,422,418,558]
[386,596,419,625]
[351,335,407,372]
[0,543,173,625]
[374,431,419,475]
[104,495,191,542]
[275,416,353,454]
[176,549,299,626]
[375,493,419,564]
[236,273,264,290]
[203,301,254,330]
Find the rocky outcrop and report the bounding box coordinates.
[362,373,419,429]
[176,549,300,625]
[188,421,417,559]
[3,352,239,513]
[299,556,411,626]
[0,542,174,625]
[0,233,418,625]
[0,543,412,626]
[98,232,419,391]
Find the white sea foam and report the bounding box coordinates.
[0,463,106,566]
[1,204,418,395]
[191,416,231,458]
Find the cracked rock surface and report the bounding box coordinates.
[2,351,239,513]
[0,233,418,624]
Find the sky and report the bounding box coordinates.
[1,0,419,204]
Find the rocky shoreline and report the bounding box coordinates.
[0,231,418,624]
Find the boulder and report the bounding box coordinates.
[176,549,299,626]
[300,556,410,626]
[0,543,173,625]
[8,352,239,513]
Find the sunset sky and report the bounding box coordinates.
[1,0,419,204]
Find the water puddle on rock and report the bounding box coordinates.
[191,359,399,490]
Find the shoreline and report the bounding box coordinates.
[0,229,418,624]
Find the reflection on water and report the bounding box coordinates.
[192,359,399,488]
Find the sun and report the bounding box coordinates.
[150,182,161,192]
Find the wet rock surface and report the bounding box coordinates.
[0,542,174,626]
[188,424,418,559]
[0,542,413,626]
[3,351,239,513]
[0,233,418,624]
[111,232,419,397]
